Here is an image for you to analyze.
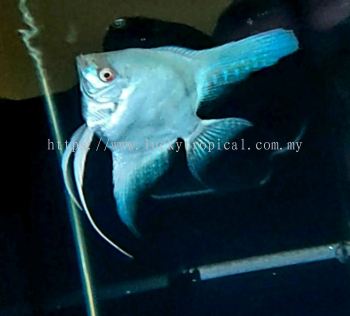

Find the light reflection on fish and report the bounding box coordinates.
[62,28,299,258]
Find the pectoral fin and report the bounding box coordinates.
[61,125,133,258]
[185,118,252,184]
[73,126,94,214]
[112,144,173,236]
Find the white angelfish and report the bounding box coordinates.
[62,28,299,258]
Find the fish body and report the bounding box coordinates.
[62,28,299,257]
[79,48,200,152]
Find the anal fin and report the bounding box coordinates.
[112,143,174,236]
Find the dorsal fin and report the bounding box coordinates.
[195,28,299,102]
[154,46,200,58]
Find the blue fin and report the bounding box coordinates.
[112,144,173,236]
[185,118,253,184]
[61,124,86,209]
[73,126,94,214]
[154,46,198,58]
[196,28,299,102]
[62,126,133,258]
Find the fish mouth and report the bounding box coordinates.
[76,55,94,83]
[76,55,85,72]
[81,79,93,97]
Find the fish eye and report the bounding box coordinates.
[98,68,115,82]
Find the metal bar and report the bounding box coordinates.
[2,241,349,314]
[199,242,350,281]
[151,189,215,200]
[45,241,350,309]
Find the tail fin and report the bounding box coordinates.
[196,28,299,102]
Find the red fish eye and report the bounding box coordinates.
[98,68,115,82]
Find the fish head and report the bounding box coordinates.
[76,52,131,131]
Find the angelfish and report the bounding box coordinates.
[62,28,299,258]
